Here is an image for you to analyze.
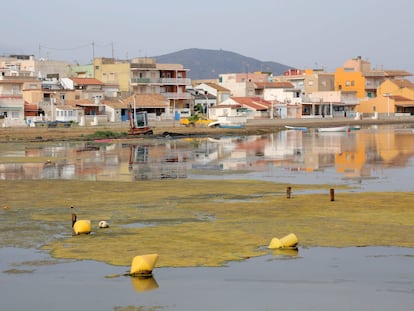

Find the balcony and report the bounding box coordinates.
[130,77,191,85]
[159,78,191,85]
[161,92,193,100]
[130,78,151,84]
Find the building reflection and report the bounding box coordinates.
[1,126,414,183]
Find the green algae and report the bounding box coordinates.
[1,179,413,268]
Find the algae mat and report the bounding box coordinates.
[1,179,413,267]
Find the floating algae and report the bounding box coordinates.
[1,179,413,267]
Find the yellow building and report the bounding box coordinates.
[335,56,412,99]
[334,67,365,98]
[93,58,131,94]
[358,79,414,116]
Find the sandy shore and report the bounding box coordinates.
[1,116,413,142]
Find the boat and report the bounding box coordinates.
[130,253,159,276]
[73,220,92,235]
[285,125,308,131]
[218,123,245,129]
[208,121,245,129]
[317,126,350,132]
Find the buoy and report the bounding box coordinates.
[130,253,159,276]
[98,220,109,228]
[268,233,298,249]
[279,233,298,248]
[73,220,91,235]
[268,237,283,249]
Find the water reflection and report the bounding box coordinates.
[1,124,414,190]
[130,275,159,292]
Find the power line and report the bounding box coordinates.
[39,43,92,51]
[39,41,115,60]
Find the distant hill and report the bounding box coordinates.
[154,48,293,80]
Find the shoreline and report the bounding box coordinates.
[1,116,413,143]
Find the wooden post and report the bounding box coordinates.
[286,186,292,199]
[72,213,77,227]
[330,188,335,201]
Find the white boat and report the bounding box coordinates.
[317,126,350,132]
[208,121,245,129]
[285,125,308,131]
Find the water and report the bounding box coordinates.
[1,247,413,311]
[1,124,414,191]
[1,124,414,310]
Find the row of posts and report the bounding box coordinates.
[286,186,335,201]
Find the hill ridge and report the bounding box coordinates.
[154,48,292,80]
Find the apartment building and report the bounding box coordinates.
[335,56,412,99]
[129,58,192,112]
[218,72,271,97]
[0,75,41,126]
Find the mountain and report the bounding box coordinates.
[154,48,293,80]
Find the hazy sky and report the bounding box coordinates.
[2,0,413,75]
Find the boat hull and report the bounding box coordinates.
[318,126,349,132]
[285,125,308,131]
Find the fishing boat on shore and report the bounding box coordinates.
[317,126,350,133]
[208,121,245,129]
[285,125,308,131]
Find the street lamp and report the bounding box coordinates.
[383,93,392,117]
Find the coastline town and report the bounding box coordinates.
[1,54,413,129]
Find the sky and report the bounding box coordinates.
[2,0,414,75]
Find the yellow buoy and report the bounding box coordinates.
[268,237,283,249]
[280,233,298,248]
[73,220,91,235]
[130,253,159,276]
[268,233,298,249]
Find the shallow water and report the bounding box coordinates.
[1,124,414,310]
[1,247,413,311]
[1,124,414,192]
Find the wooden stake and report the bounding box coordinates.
[330,188,335,201]
[286,186,292,199]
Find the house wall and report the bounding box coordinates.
[68,64,94,78]
[23,89,43,105]
[357,97,392,114]
[343,56,371,73]
[94,58,130,93]
[219,73,269,97]
[55,108,82,122]
[263,88,301,104]
[334,68,365,98]
[358,79,414,115]
[0,97,24,120]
